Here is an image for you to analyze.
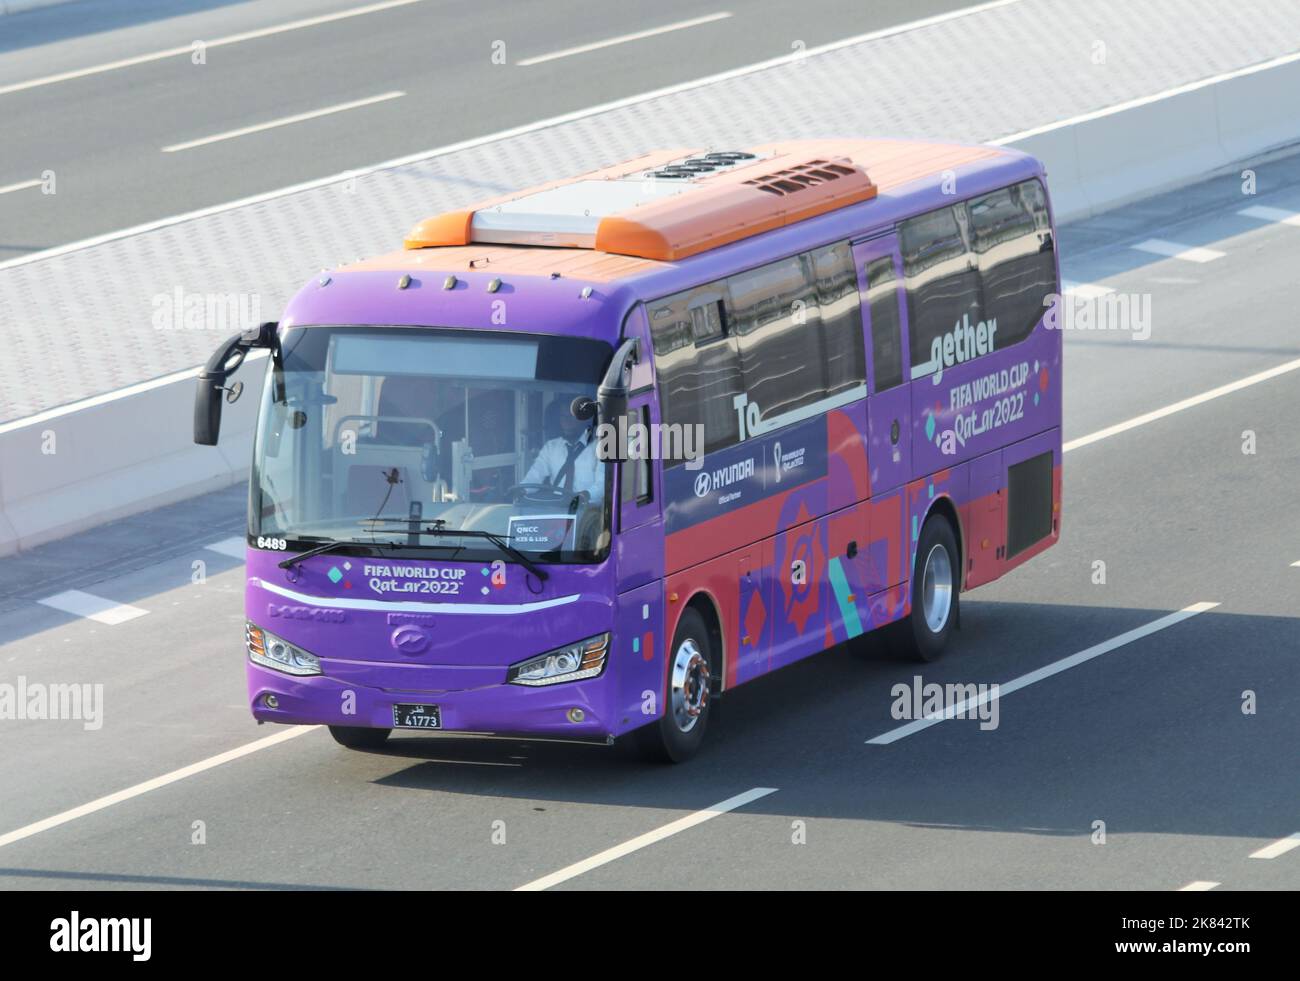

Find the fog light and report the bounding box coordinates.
[264,694,280,709]
[567,708,585,723]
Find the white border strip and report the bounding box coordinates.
[0,0,1026,273]
[515,787,778,890]
[866,603,1219,745]
[254,576,581,615]
[992,50,1300,144]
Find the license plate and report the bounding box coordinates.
[392,703,442,729]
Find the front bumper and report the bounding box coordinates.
[247,661,616,739]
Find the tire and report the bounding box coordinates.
[328,725,392,750]
[893,515,960,662]
[636,607,713,763]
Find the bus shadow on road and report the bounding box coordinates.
[366,599,1298,844]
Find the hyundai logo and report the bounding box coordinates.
[693,472,711,498]
[391,624,430,655]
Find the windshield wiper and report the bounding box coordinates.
[359,519,550,582]
[278,537,381,570]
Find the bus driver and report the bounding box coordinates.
[522,397,605,504]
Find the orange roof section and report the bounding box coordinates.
[400,139,1008,264]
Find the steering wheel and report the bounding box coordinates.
[506,482,570,504]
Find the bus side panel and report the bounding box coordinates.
[612,578,667,738]
[962,449,1005,589]
[911,321,1060,479]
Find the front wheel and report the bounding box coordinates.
[893,516,959,662]
[328,725,391,750]
[636,608,713,763]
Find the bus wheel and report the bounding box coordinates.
[896,516,959,663]
[636,608,712,763]
[328,725,391,750]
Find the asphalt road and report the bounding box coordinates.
[0,148,1297,890]
[0,0,977,260]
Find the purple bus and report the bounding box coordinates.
[194,139,1062,762]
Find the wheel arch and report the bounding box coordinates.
[666,589,726,696]
[919,493,964,589]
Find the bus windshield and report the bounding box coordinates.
[251,326,614,564]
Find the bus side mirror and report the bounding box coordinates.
[194,322,278,446]
[596,337,638,458]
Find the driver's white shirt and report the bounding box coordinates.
[523,430,604,501]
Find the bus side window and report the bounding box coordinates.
[810,242,867,397]
[865,255,903,392]
[728,253,825,422]
[969,179,1057,349]
[650,287,743,457]
[899,204,982,379]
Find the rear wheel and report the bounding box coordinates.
[893,516,959,662]
[328,725,391,750]
[636,607,712,763]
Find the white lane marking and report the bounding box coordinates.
[1063,357,1300,453]
[518,12,733,66]
[162,92,405,152]
[995,50,1300,143]
[205,537,246,559]
[1249,832,1300,859]
[1179,880,1220,891]
[37,590,149,625]
[0,726,314,851]
[1130,239,1225,263]
[866,603,1219,745]
[254,577,580,615]
[1062,280,1114,299]
[515,787,778,891]
[0,0,429,98]
[0,0,1027,274]
[1238,205,1300,227]
[1292,561,1300,568]
[0,178,43,196]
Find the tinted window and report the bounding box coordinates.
[650,243,867,460]
[900,204,982,379]
[969,179,1056,348]
[809,242,866,397]
[865,255,903,392]
[650,287,743,454]
[729,254,825,422]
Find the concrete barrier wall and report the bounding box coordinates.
[1007,56,1300,222]
[0,360,265,556]
[2,57,1299,555]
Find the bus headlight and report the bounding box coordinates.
[507,634,609,686]
[246,622,322,676]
